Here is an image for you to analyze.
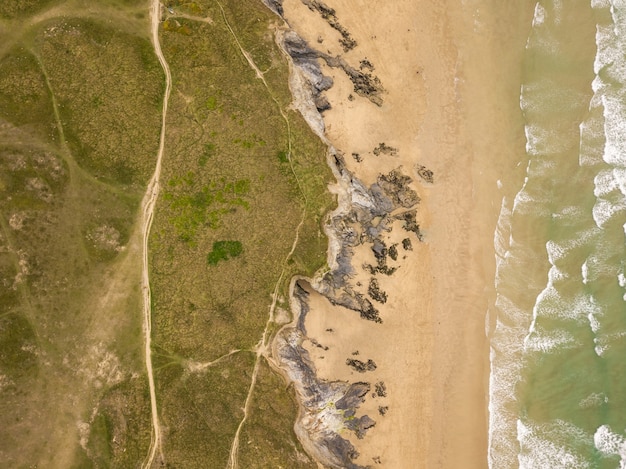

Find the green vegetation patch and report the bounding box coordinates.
[207,240,242,265]
[149,1,335,466]
[164,173,251,242]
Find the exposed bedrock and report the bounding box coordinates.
[274,282,371,469]
[267,6,426,467]
[273,151,423,468]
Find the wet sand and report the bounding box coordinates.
[281,0,535,467]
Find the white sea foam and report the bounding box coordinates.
[582,260,590,284]
[579,392,608,409]
[593,331,626,357]
[601,95,626,167]
[545,229,597,266]
[588,311,601,334]
[618,271,626,287]
[594,425,626,465]
[551,205,585,221]
[592,196,626,228]
[531,2,545,28]
[524,124,571,156]
[524,279,602,354]
[489,310,527,468]
[524,328,578,353]
[591,0,610,9]
[517,419,593,469]
[594,169,619,197]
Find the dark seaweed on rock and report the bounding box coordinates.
[396,210,423,241]
[360,58,375,71]
[367,238,397,276]
[301,0,358,52]
[373,142,397,156]
[416,164,434,183]
[327,291,382,323]
[346,358,377,373]
[368,277,387,304]
[374,381,387,397]
[377,169,420,208]
[388,243,398,261]
[345,68,383,105]
[402,237,413,251]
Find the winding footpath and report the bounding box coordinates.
[141,2,172,468]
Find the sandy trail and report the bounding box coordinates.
[140,2,172,468]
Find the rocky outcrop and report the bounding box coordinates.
[264,3,426,468]
[274,282,371,469]
[272,153,423,468]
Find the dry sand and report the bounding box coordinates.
[282,0,535,467]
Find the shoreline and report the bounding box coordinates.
[270,0,536,467]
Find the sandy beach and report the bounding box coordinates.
[279,0,535,467]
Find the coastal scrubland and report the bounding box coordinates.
[149,0,333,466]
[0,1,164,466]
[0,0,332,467]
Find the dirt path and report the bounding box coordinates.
[140,2,172,468]
[215,4,312,468]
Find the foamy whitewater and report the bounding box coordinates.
[489,0,626,467]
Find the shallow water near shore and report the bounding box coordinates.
[489,0,626,467]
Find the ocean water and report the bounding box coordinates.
[489,0,626,467]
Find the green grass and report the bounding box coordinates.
[149,0,334,466]
[0,0,335,466]
[207,240,243,265]
[0,3,161,467]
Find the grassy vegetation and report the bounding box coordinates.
[0,0,60,19]
[0,1,160,466]
[149,0,334,466]
[0,0,335,466]
[207,240,243,265]
[237,359,318,468]
[39,17,164,185]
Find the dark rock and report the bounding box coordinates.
[416,164,434,183]
[374,381,387,397]
[346,358,377,373]
[388,243,398,261]
[368,278,387,304]
[321,435,365,469]
[402,237,413,251]
[261,0,283,16]
[346,415,376,439]
[336,382,370,409]
[396,210,423,241]
[372,238,387,260]
[378,406,388,416]
[377,169,420,208]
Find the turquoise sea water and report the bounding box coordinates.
[489,0,626,467]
